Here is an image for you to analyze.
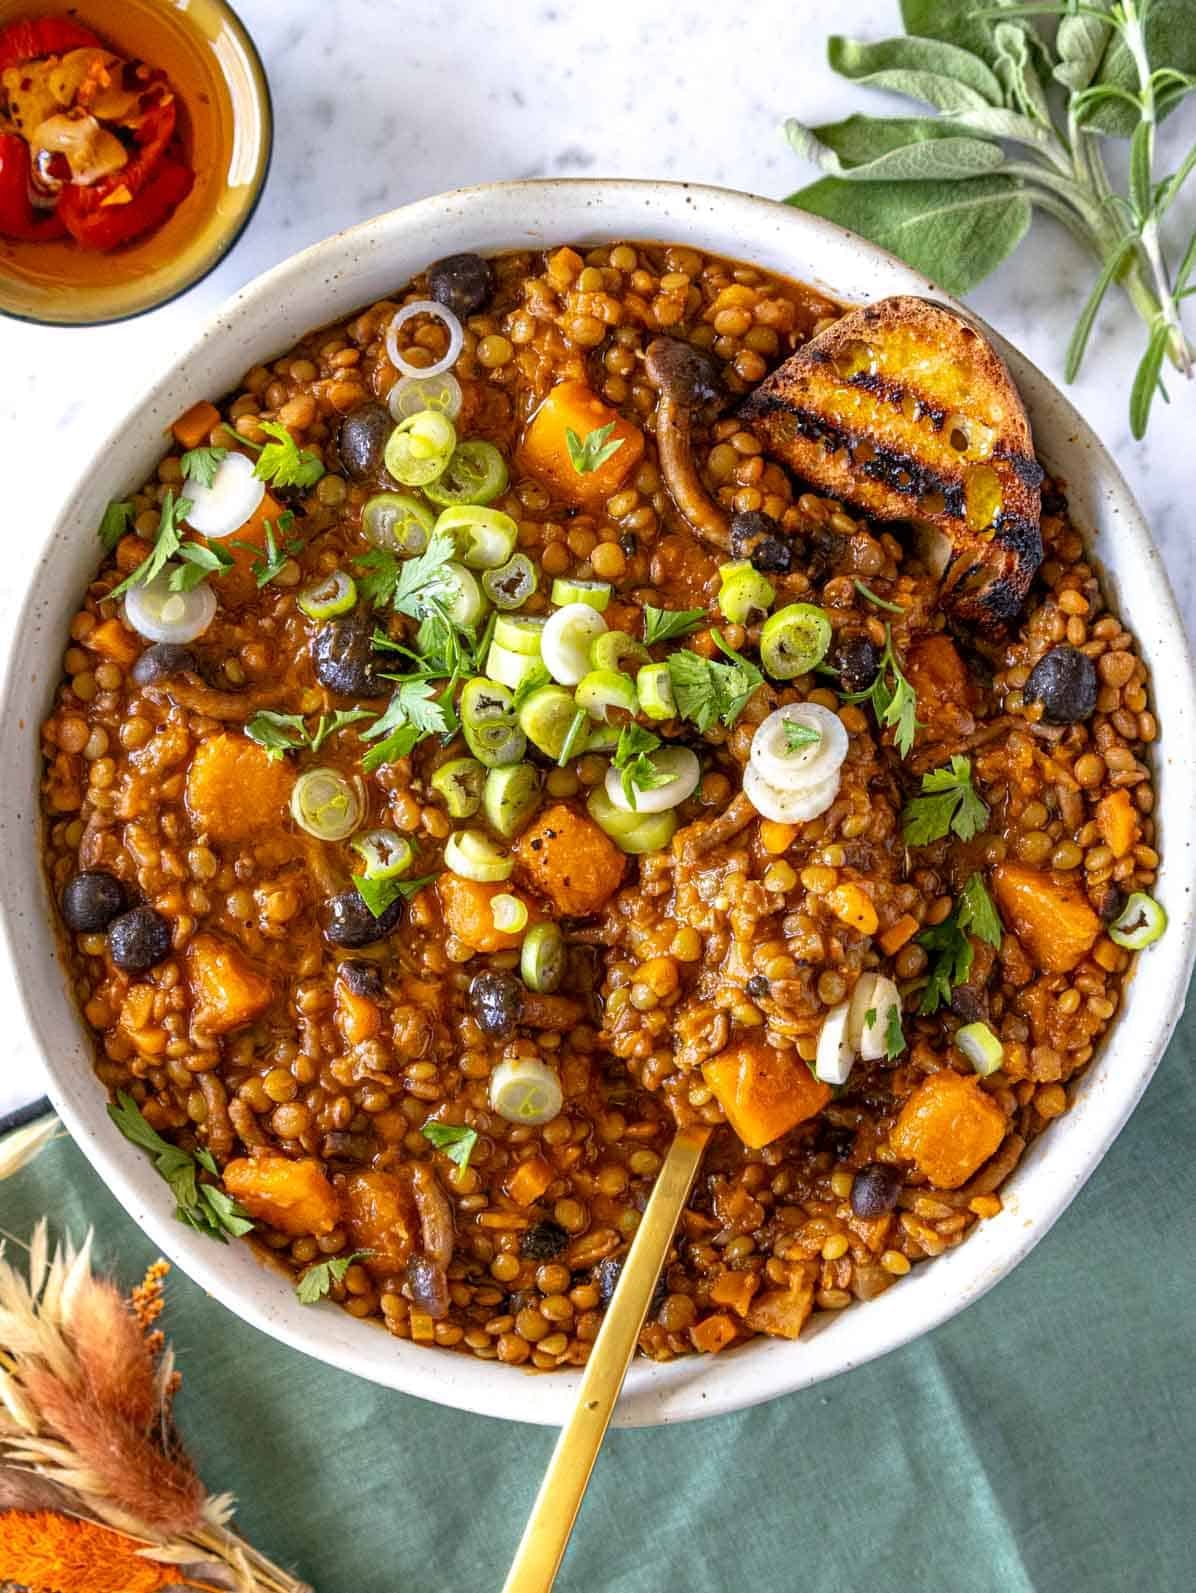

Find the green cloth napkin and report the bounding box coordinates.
[3,1019,1193,1593]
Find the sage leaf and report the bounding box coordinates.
[786,175,1031,296]
[950,105,1053,147]
[1129,321,1170,439]
[992,20,1052,123]
[1084,0,1196,136]
[787,113,977,168]
[786,119,1005,182]
[829,33,1003,110]
[1054,2,1113,92]
[1064,235,1136,381]
[901,0,1034,69]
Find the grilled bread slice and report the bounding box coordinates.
[739,296,1043,632]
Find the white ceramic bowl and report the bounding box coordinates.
[4,180,1194,1428]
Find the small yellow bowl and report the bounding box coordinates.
[0,0,272,326]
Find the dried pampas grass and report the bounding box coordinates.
[0,1111,61,1181]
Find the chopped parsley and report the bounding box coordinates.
[108,490,194,599]
[168,539,234,592]
[902,756,989,846]
[356,530,460,621]
[180,445,229,489]
[565,421,625,475]
[233,510,302,587]
[296,1250,373,1305]
[884,1002,906,1061]
[420,1119,479,1169]
[666,632,762,732]
[360,677,456,773]
[107,1091,253,1243]
[642,605,706,647]
[918,873,1003,1015]
[246,708,373,761]
[251,419,325,489]
[853,579,905,615]
[98,499,133,552]
[353,870,439,919]
[783,719,822,752]
[841,624,920,758]
[612,723,671,810]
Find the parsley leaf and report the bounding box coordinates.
[308,707,374,753]
[666,633,763,733]
[864,1007,878,1029]
[180,445,229,489]
[391,530,462,620]
[246,708,372,761]
[359,678,454,774]
[108,491,194,599]
[356,549,401,608]
[360,722,423,774]
[902,756,989,846]
[168,540,234,592]
[841,624,920,758]
[353,870,439,919]
[958,871,1002,950]
[421,1120,479,1169]
[107,1090,252,1243]
[251,419,325,489]
[884,1003,906,1062]
[917,872,1002,1014]
[783,719,822,752]
[565,421,625,475]
[296,1250,373,1305]
[233,510,301,587]
[853,579,905,615]
[98,500,133,552]
[612,723,670,810]
[642,605,706,647]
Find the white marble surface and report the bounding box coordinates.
[1,0,1194,1118]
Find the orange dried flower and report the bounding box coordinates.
[0,1509,209,1593]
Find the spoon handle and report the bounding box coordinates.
[501,1124,711,1593]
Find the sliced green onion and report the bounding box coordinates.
[583,721,620,753]
[542,602,607,685]
[718,560,776,624]
[550,577,611,612]
[517,684,578,759]
[460,676,526,768]
[759,602,833,679]
[435,505,518,569]
[351,828,415,880]
[636,662,676,721]
[521,922,565,993]
[290,768,363,841]
[489,1056,563,1125]
[483,762,542,838]
[383,409,457,487]
[591,630,650,673]
[440,562,486,628]
[423,440,508,506]
[482,553,538,610]
[586,785,678,854]
[362,491,435,554]
[558,708,589,766]
[388,370,463,422]
[956,1021,1004,1076]
[297,570,356,620]
[486,639,544,693]
[443,828,513,883]
[430,757,485,818]
[493,614,546,655]
[491,893,529,934]
[1108,891,1167,950]
[575,668,637,723]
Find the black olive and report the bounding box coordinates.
[324,889,404,948]
[520,1220,569,1261]
[62,869,128,933]
[1093,879,1127,923]
[619,532,638,557]
[746,974,770,1001]
[850,1163,903,1219]
[338,959,385,999]
[828,635,879,694]
[1025,645,1097,724]
[644,336,725,409]
[336,402,393,482]
[107,906,172,973]
[311,614,389,698]
[428,252,494,320]
[815,1120,856,1164]
[130,642,198,686]
[949,985,987,1024]
[729,510,792,573]
[469,969,524,1038]
[593,1254,667,1314]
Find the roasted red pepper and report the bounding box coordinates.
[0,130,66,240]
[0,14,101,70]
[56,88,180,245]
[58,153,192,250]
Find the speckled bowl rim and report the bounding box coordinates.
[0,0,273,328]
[3,179,1194,1428]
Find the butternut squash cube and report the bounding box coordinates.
[702,1039,831,1149]
[185,732,294,846]
[890,1069,1006,1190]
[340,1169,417,1274]
[186,933,273,1035]
[517,381,643,508]
[223,1155,339,1236]
[992,862,1099,974]
[743,1280,815,1340]
[513,802,625,917]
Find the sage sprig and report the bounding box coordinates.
[785,0,1196,436]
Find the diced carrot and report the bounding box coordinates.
[224,1155,339,1236]
[905,634,974,743]
[825,882,879,937]
[335,976,381,1044]
[702,1039,831,1150]
[184,732,295,845]
[437,874,527,954]
[689,1313,739,1355]
[760,820,798,855]
[118,985,168,1056]
[889,1069,1007,1190]
[743,1280,815,1341]
[1096,789,1139,860]
[709,1269,760,1319]
[879,913,920,955]
[85,616,141,668]
[513,802,625,917]
[516,381,644,508]
[506,1154,554,1207]
[340,1169,417,1273]
[186,933,273,1035]
[991,861,1100,974]
[205,485,284,606]
[171,399,221,450]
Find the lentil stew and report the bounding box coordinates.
[40,240,1165,1372]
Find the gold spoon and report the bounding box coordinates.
[502,1123,711,1593]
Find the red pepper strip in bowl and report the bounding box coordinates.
[0,14,102,69]
[56,89,186,247]
[60,154,192,250]
[0,131,67,241]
